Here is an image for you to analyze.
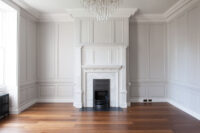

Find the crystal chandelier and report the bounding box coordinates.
[81,0,120,21]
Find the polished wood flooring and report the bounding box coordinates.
[0,103,200,133]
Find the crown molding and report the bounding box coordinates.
[11,0,40,19]
[66,8,138,18]
[38,8,138,22]
[1,0,20,12]
[164,0,200,21]
[132,14,166,23]
[20,8,38,22]
[38,13,74,22]
[9,0,200,22]
[134,0,200,23]
[164,0,191,18]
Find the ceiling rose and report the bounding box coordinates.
[81,0,120,21]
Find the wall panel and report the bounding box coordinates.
[129,22,166,102]
[19,13,37,112]
[37,22,74,102]
[167,4,200,119]
[58,23,74,80]
[37,23,56,81]
[149,24,165,80]
[130,23,150,81]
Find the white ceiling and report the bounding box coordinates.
[16,0,179,15]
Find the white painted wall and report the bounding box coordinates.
[167,2,200,119]
[0,1,37,114]
[37,22,74,102]
[36,20,167,104]
[129,22,167,102]
[4,0,199,118]
[18,10,37,112]
[0,4,18,114]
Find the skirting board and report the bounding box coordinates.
[10,99,37,114]
[37,99,73,103]
[9,107,19,114]
[168,99,200,120]
[10,99,72,114]
[130,98,200,120]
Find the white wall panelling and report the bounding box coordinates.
[4,0,200,118]
[82,46,121,65]
[0,6,19,113]
[36,16,167,106]
[129,22,167,102]
[37,82,73,102]
[0,1,35,114]
[75,18,129,46]
[37,22,74,102]
[18,11,37,113]
[167,2,200,119]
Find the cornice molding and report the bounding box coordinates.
[164,0,192,18]
[66,8,138,18]
[132,14,166,23]
[20,8,38,22]
[82,65,122,70]
[2,0,20,11]
[11,0,200,22]
[134,0,200,22]
[38,8,138,22]
[165,0,200,21]
[11,0,40,19]
[38,13,74,22]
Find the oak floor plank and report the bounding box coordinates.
[0,103,200,133]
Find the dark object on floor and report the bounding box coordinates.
[0,93,9,120]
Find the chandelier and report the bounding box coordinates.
[81,0,120,21]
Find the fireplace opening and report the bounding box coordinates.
[93,79,110,110]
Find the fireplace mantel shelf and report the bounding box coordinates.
[82,65,122,70]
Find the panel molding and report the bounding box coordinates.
[168,81,200,93]
[130,81,166,100]
[75,19,129,46]
[37,82,74,101]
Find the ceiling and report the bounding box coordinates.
[15,0,180,15]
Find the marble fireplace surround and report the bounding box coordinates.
[73,45,129,109]
[82,65,122,108]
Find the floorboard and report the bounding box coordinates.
[0,103,200,133]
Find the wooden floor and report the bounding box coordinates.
[0,103,200,133]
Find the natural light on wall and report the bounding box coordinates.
[0,5,4,86]
[0,0,18,112]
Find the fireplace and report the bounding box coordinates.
[72,10,137,109]
[93,79,110,109]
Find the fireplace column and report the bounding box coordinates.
[73,46,83,108]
